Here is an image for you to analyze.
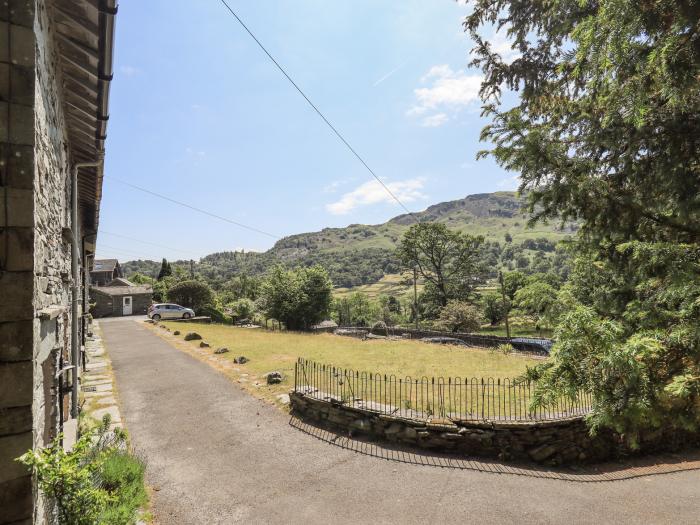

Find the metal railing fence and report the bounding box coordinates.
[294,358,591,422]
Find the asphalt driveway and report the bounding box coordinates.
[99,317,700,524]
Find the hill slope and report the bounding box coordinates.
[122,192,575,288]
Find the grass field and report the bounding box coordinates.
[154,322,539,408]
[333,273,420,299]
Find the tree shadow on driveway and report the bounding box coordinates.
[289,416,700,483]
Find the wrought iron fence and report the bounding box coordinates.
[294,358,592,422]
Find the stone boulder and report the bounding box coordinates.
[214,347,229,355]
[184,332,202,341]
[233,356,249,364]
[265,371,283,385]
[200,341,210,348]
[173,330,181,335]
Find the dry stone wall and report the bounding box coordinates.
[291,392,699,466]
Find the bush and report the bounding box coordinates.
[97,450,147,525]
[497,343,515,355]
[167,280,214,311]
[17,416,147,525]
[198,304,232,324]
[434,301,482,333]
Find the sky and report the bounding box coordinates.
[96,0,518,262]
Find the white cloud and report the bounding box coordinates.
[421,113,449,127]
[489,30,520,64]
[119,65,139,77]
[326,178,427,215]
[322,179,348,194]
[497,175,520,189]
[407,65,482,127]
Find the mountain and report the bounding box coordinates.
[121,191,576,289]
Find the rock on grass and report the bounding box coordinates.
[265,371,283,385]
[184,332,202,341]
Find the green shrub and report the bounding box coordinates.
[97,450,147,525]
[199,304,232,324]
[497,343,515,355]
[17,415,147,525]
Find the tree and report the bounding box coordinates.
[513,282,557,328]
[167,280,214,311]
[127,272,153,285]
[397,223,485,308]
[502,271,527,300]
[229,298,255,320]
[466,0,700,435]
[482,292,507,326]
[157,258,172,281]
[258,265,332,330]
[435,300,482,333]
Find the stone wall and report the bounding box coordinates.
[0,1,78,523]
[336,326,551,356]
[91,290,152,317]
[291,392,700,466]
[290,392,617,465]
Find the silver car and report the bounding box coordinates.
[148,303,195,321]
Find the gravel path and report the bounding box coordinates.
[99,318,700,524]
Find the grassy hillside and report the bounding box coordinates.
[122,192,575,289]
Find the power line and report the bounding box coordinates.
[97,243,164,260]
[100,230,200,257]
[106,176,281,239]
[217,0,420,223]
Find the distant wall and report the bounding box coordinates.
[335,326,551,356]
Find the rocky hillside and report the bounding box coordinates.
[122,192,575,288]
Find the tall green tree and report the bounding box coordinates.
[467,0,700,435]
[397,223,485,308]
[258,265,333,330]
[157,258,172,281]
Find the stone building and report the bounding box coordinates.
[90,257,123,286]
[90,277,153,317]
[0,1,117,523]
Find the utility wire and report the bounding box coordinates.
[217,0,420,223]
[106,176,281,239]
[100,230,200,257]
[97,243,164,260]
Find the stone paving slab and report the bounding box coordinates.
[82,328,123,432]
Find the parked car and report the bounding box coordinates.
[148,303,195,321]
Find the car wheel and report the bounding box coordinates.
[152,314,161,321]
[183,312,191,319]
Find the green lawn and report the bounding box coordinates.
[157,322,539,407]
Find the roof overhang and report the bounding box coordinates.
[52,0,118,252]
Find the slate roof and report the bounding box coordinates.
[91,285,153,297]
[92,259,118,272]
[105,277,134,287]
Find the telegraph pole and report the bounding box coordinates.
[499,271,511,340]
[413,267,419,330]
[190,259,194,279]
